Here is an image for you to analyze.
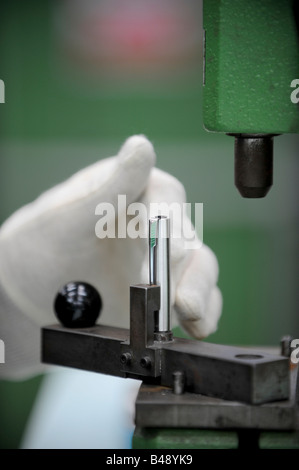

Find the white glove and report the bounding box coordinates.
[0,135,222,380]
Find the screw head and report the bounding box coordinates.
[140,356,151,369]
[120,353,132,365]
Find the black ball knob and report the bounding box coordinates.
[54,281,102,328]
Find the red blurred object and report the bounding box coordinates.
[54,0,202,84]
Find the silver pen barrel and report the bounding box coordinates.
[149,215,170,334]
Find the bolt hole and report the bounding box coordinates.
[235,354,263,360]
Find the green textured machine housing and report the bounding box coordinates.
[203,0,299,134]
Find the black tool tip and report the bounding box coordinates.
[230,133,276,199]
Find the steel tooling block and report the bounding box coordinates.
[42,325,289,405]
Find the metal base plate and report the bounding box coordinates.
[135,364,299,431]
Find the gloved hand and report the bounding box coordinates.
[0,135,222,379]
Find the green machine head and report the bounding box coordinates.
[203,0,299,197]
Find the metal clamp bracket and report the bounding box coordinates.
[42,282,290,405]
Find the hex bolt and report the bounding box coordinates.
[140,356,151,369]
[120,352,132,365]
[280,335,293,357]
[172,370,185,395]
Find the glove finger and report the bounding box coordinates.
[141,167,186,207]
[178,286,222,339]
[0,136,155,326]
[174,244,222,338]
[0,135,156,240]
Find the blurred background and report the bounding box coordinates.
[0,0,298,448]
